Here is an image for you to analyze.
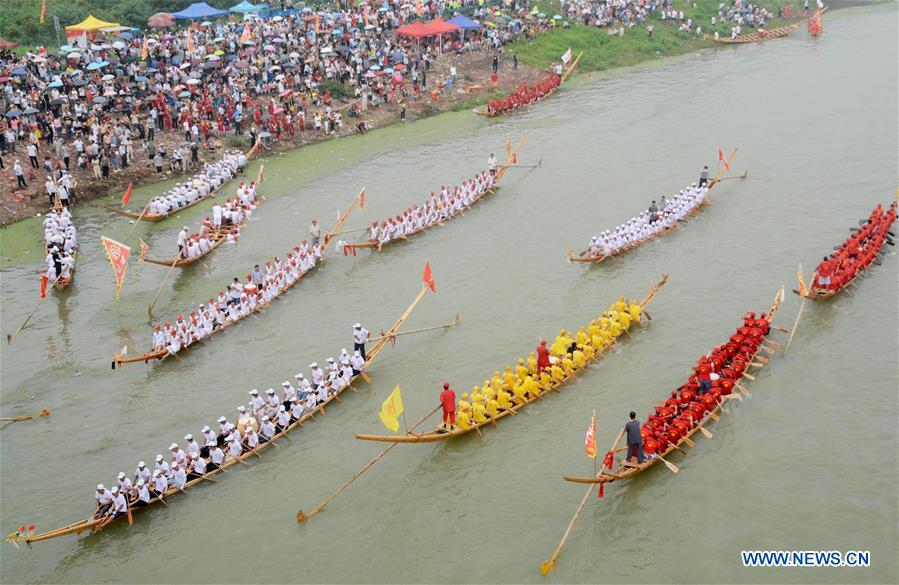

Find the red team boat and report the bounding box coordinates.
[794,200,896,300]
[474,52,582,117]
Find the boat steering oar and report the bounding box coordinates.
[296,404,442,524]
[498,159,542,170]
[716,169,749,181]
[6,296,48,344]
[542,427,624,576]
[367,314,462,344]
[147,258,180,318]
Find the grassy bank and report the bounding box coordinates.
[508,0,796,71]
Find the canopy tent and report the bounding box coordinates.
[0,38,19,50]
[396,19,460,38]
[64,15,121,38]
[172,3,230,20]
[447,14,483,30]
[230,1,263,13]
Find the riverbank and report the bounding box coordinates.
[0,0,849,227]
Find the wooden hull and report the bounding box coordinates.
[350,138,527,252]
[355,274,668,444]
[714,23,800,44]
[562,287,784,486]
[474,53,582,117]
[15,283,427,545]
[140,231,231,267]
[570,155,741,263]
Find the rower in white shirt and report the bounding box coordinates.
[110,487,129,518]
[150,470,168,499]
[132,480,151,506]
[134,461,151,486]
[154,454,171,479]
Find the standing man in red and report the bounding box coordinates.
[439,382,456,431]
[536,340,551,373]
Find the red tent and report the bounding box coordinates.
[396,21,434,38]
[396,19,460,38]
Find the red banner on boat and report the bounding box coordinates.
[139,238,150,260]
[101,236,131,300]
[39,275,48,299]
[121,182,133,207]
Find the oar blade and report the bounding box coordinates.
[296,509,309,524]
[540,559,555,576]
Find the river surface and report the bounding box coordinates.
[1,5,896,584]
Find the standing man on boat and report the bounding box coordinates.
[536,340,551,372]
[487,153,498,177]
[440,382,456,431]
[624,411,644,465]
[177,227,189,254]
[698,166,710,187]
[309,219,321,248]
[353,323,369,360]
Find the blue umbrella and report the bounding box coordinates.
[47,80,64,88]
[92,96,107,104]
[178,90,191,97]
[6,109,22,117]
[12,68,27,76]
[135,76,149,82]
[86,62,103,71]
[23,107,39,114]
[119,32,133,39]
[369,65,380,71]
[60,44,75,52]
[331,28,343,35]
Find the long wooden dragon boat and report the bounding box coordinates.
[474,52,582,117]
[44,247,77,290]
[566,151,743,264]
[139,166,265,268]
[7,278,436,547]
[113,188,365,368]
[355,274,668,444]
[792,200,897,302]
[347,137,527,253]
[561,286,783,487]
[103,143,259,223]
[714,22,800,43]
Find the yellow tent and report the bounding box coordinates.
[65,15,121,37]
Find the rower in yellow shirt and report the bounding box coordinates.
[523,375,541,398]
[575,327,588,349]
[615,295,628,313]
[526,352,538,375]
[588,320,600,338]
[561,356,576,376]
[456,408,472,430]
[512,381,528,405]
[551,329,569,357]
[503,366,516,390]
[516,359,529,381]
[572,348,587,368]
[490,371,503,393]
[618,309,632,331]
[610,318,622,338]
[471,386,484,406]
[497,387,513,410]
[629,301,642,323]
[539,370,554,390]
[550,363,566,382]
[458,393,472,416]
[472,401,488,425]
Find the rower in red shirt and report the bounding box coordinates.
[536,340,551,372]
[439,382,456,431]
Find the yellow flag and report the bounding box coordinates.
[378,386,404,432]
[797,263,808,297]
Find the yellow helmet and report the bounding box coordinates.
[472,386,480,393]
[461,393,468,399]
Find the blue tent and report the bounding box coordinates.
[230,1,262,13]
[172,2,230,19]
[448,14,483,30]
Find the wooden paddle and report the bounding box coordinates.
[655,453,679,474]
[7,297,46,343]
[296,404,442,524]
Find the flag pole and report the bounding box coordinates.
[7,297,46,344]
[122,201,151,246]
[148,258,180,318]
[592,409,597,478]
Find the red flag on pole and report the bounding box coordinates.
[139,238,150,260]
[40,0,46,24]
[584,412,596,459]
[422,261,436,293]
[101,236,131,300]
[40,275,48,299]
[359,188,365,212]
[717,148,730,171]
[121,182,133,207]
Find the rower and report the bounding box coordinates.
[187,452,207,481]
[439,382,456,431]
[624,411,644,465]
[134,461,150,487]
[201,426,216,458]
[154,454,171,479]
[171,462,187,490]
[110,487,128,519]
[353,323,370,360]
[116,472,134,499]
[177,226,189,253]
[94,484,114,518]
[259,416,276,443]
[350,350,365,374]
[132,480,151,507]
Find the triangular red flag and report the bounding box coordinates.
[40,275,48,299]
[139,238,149,259]
[359,188,365,212]
[121,182,133,207]
[717,148,725,162]
[422,261,436,293]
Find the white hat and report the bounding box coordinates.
[279,405,286,411]
[97,484,105,490]
[201,426,210,433]
[184,434,193,441]
[111,486,119,494]
[156,454,164,462]
[250,389,259,395]
[327,357,335,363]
[266,388,275,395]
[238,405,246,412]
[138,461,146,468]
[117,472,125,479]
[295,373,304,379]
[262,416,269,421]
[354,323,361,328]
[136,479,145,486]
[170,443,178,450]
[217,416,227,423]
[282,381,290,386]
[310,362,318,368]
[226,434,234,441]
[154,470,162,476]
